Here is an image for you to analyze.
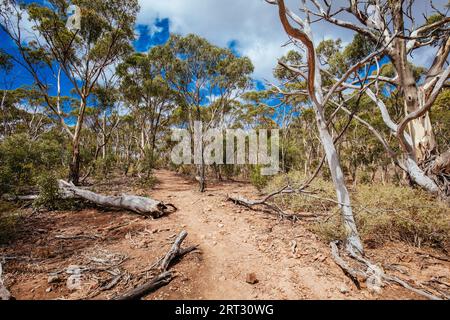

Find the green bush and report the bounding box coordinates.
[93,154,117,180]
[137,174,158,189]
[250,165,270,192]
[33,173,61,210]
[0,133,67,195]
[0,201,22,244]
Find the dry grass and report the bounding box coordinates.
[266,171,450,251]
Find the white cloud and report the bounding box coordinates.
[136,0,446,81]
[137,0,295,82]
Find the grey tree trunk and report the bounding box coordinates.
[58,180,174,218]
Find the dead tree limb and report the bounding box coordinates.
[114,271,173,300]
[0,262,13,300]
[330,242,366,289]
[384,275,443,301]
[114,231,198,300]
[160,231,189,271]
[227,193,319,221]
[58,180,176,218]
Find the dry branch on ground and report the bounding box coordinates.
[114,231,198,300]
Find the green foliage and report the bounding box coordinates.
[157,34,254,126]
[0,48,12,72]
[137,173,158,189]
[33,173,61,211]
[0,202,22,244]
[250,166,270,192]
[0,133,67,195]
[93,154,117,180]
[274,50,304,80]
[431,89,450,151]
[268,171,336,213]
[343,34,376,65]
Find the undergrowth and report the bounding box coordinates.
[266,171,450,251]
[0,201,23,244]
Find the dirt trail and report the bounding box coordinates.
[3,170,448,300]
[148,171,374,300]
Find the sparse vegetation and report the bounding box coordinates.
[0,0,449,302]
[0,201,22,244]
[267,171,450,250]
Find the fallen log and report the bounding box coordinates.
[0,263,13,300]
[114,231,198,300]
[3,181,177,219]
[58,180,175,218]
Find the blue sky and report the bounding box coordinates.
[134,18,170,52]
[1,0,447,105]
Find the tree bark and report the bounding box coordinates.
[69,142,81,186]
[58,180,175,218]
[69,98,87,185]
[271,0,364,254]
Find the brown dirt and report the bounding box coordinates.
[1,170,449,300]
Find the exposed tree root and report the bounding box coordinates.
[114,231,198,300]
[330,242,444,300]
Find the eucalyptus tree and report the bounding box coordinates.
[0,0,139,184]
[154,35,253,192]
[282,0,450,196]
[267,0,450,253]
[266,0,372,254]
[117,50,176,172]
[0,49,13,139]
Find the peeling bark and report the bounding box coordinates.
[271,0,364,254]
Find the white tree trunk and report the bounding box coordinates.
[305,16,364,255]
[58,180,172,218]
[404,157,440,194]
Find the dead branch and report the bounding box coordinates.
[160,231,189,271]
[384,275,443,301]
[227,193,320,221]
[114,231,198,300]
[55,234,102,241]
[114,271,173,300]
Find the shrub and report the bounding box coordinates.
[93,154,117,180]
[266,170,450,250]
[0,201,22,244]
[0,133,67,195]
[33,173,61,211]
[250,165,270,192]
[137,173,158,189]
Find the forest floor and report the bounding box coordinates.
[1,170,449,300]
